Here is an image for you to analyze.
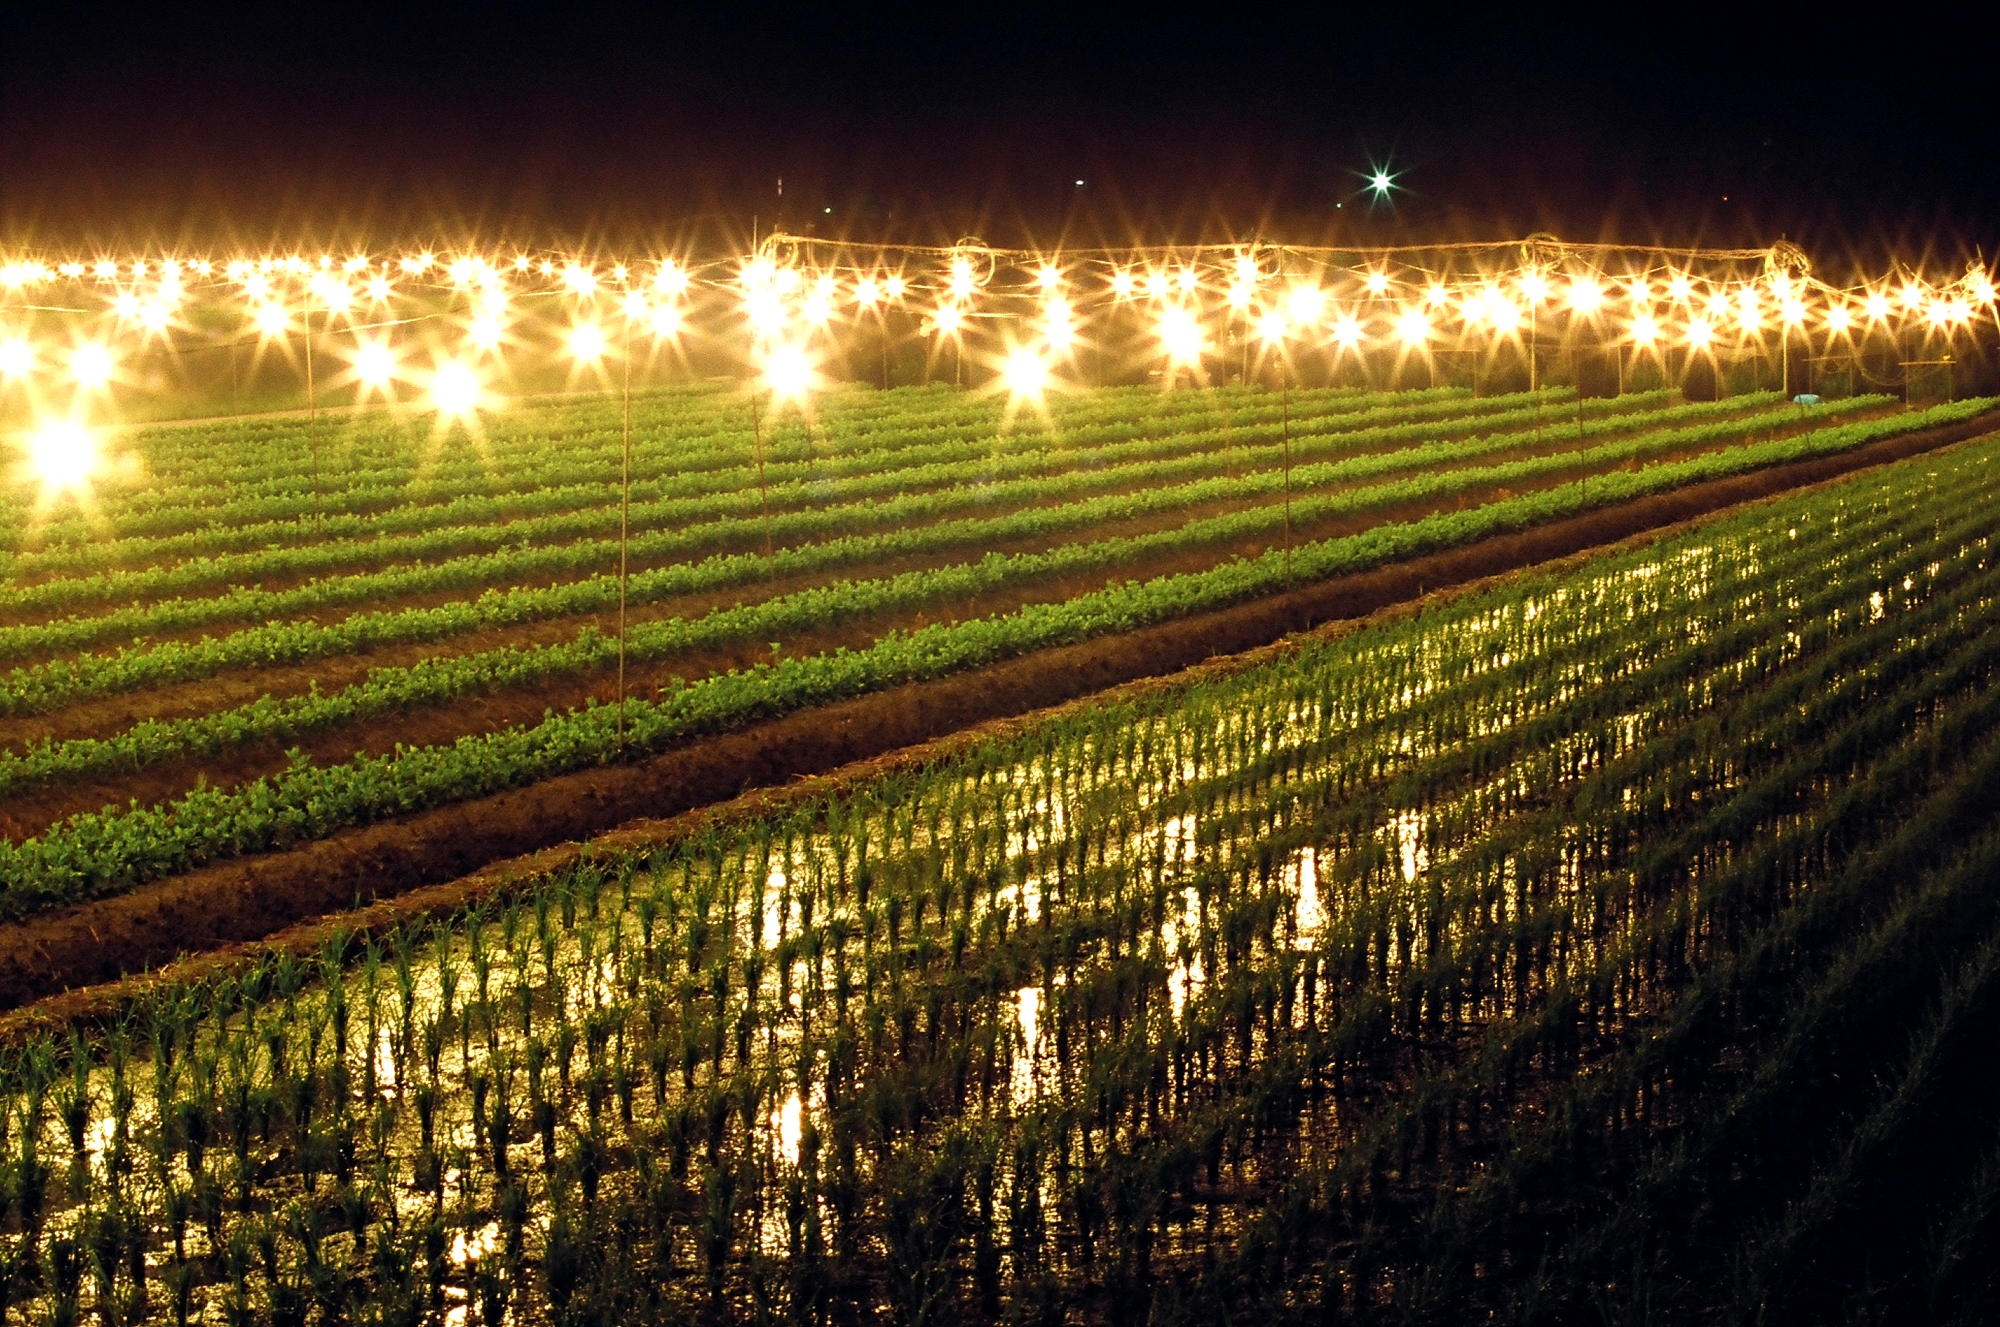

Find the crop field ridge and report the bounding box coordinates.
[0,406,1987,1007]
[0,421,1994,1323]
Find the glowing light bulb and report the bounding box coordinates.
[1233,254,1259,285]
[255,303,290,338]
[430,361,482,417]
[949,256,975,299]
[1145,271,1170,300]
[655,261,689,294]
[1668,274,1694,301]
[648,304,682,339]
[1567,279,1603,313]
[1226,282,1253,311]
[775,268,802,295]
[1968,272,1994,305]
[1286,285,1323,325]
[1042,297,1075,347]
[1396,309,1430,346]
[0,338,34,378]
[354,341,397,390]
[1176,267,1199,294]
[1002,347,1049,399]
[27,418,97,493]
[622,291,649,321]
[468,315,505,351]
[745,289,786,336]
[885,274,906,300]
[1331,312,1363,347]
[1110,271,1136,299]
[567,321,607,362]
[932,304,964,336]
[801,293,833,325]
[1425,282,1450,308]
[855,277,881,307]
[1899,281,1924,310]
[94,261,118,281]
[367,275,393,304]
[1686,318,1715,348]
[563,264,597,296]
[1159,305,1204,363]
[70,343,114,389]
[1629,313,1660,345]
[1825,303,1852,333]
[764,343,813,399]
[1256,310,1288,344]
[1735,287,1762,330]
[1865,291,1892,321]
[1365,270,1390,296]
[1780,298,1805,326]
[1520,272,1549,304]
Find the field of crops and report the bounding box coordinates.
[2,417,1998,1325]
[0,380,1991,942]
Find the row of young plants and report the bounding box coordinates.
[3,385,1485,560]
[0,395,1987,919]
[0,432,1993,1324]
[1311,595,2000,1321]
[96,381,1383,498]
[0,389,1984,907]
[3,385,1597,589]
[0,391,1822,711]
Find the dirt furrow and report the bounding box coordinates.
[0,413,1986,1012]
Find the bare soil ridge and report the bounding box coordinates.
[0,414,1986,1017]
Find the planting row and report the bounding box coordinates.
[0,392,1832,706]
[0,398,1985,914]
[0,428,1994,1322]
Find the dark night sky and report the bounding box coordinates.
[1,2,1993,278]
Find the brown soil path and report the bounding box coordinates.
[0,415,1988,1015]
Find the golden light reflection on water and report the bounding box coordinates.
[6,469,1996,1319]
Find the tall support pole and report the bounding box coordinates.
[1281,357,1293,587]
[304,299,321,533]
[617,326,632,749]
[752,393,775,580]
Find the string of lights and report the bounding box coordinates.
[0,238,1991,434]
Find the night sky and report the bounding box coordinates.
[2,3,1992,278]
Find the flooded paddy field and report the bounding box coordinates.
[4,431,2000,1324]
